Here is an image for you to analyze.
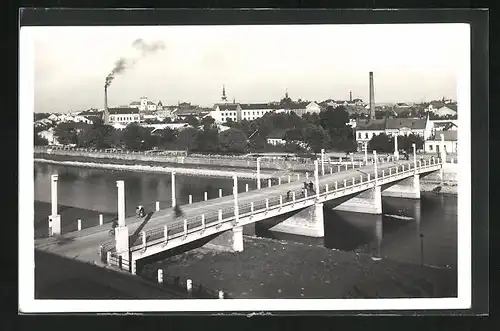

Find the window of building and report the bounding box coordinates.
[429,145,433,151]
[365,133,368,139]
[358,132,362,139]
[372,133,375,137]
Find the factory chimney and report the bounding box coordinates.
[369,71,375,121]
[104,86,109,124]
[349,90,352,102]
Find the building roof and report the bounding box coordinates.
[108,108,140,115]
[216,103,239,111]
[130,101,141,105]
[240,103,273,110]
[266,130,287,139]
[386,118,426,130]
[433,130,457,141]
[356,119,387,130]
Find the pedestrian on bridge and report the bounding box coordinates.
[308,181,315,194]
[286,190,291,201]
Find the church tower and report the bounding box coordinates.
[221,85,228,102]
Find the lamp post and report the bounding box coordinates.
[256,157,261,189]
[394,133,399,160]
[373,150,378,183]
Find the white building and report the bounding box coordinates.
[108,108,141,125]
[240,103,274,121]
[424,130,457,154]
[266,130,287,146]
[38,128,58,145]
[208,103,241,124]
[355,118,432,151]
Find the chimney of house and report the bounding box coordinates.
[104,86,109,124]
[369,71,375,121]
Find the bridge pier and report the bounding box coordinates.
[268,203,325,237]
[206,226,244,252]
[382,174,421,199]
[333,186,383,214]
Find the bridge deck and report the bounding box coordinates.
[35,159,434,263]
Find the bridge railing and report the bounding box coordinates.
[131,157,442,251]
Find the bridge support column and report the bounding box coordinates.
[48,174,61,236]
[268,203,325,237]
[334,186,382,214]
[206,226,245,252]
[382,174,421,199]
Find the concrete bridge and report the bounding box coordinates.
[36,151,444,275]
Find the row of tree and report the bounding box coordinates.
[36,106,360,154]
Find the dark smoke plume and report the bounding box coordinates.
[104,39,165,88]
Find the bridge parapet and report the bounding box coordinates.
[129,158,442,255]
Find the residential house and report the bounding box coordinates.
[433,105,457,117]
[424,130,457,154]
[354,119,387,150]
[266,130,287,146]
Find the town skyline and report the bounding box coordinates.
[33,24,467,113]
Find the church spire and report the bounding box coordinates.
[285,88,289,99]
[221,84,227,102]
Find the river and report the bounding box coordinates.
[34,162,457,269]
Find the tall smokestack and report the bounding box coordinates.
[349,90,352,102]
[104,86,109,124]
[369,71,375,121]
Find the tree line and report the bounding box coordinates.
[35,107,360,155]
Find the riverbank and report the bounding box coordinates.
[143,235,457,299]
[34,156,275,179]
[420,180,457,195]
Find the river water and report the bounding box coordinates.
[34,163,457,269]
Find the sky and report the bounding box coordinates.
[29,24,469,113]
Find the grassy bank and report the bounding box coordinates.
[143,235,457,299]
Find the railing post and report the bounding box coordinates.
[278,177,282,185]
[304,189,308,198]
[292,191,296,204]
[335,181,338,190]
[288,175,291,183]
[265,198,269,210]
[345,164,348,171]
[250,202,254,214]
[297,174,300,181]
[204,192,208,201]
[279,196,283,208]
[141,231,146,250]
[189,195,193,204]
[382,169,385,177]
[337,165,340,172]
[156,201,160,211]
[306,172,309,180]
[106,251,111,266]
[330,167,333,175]
[99,214,103,226]
[157,269,163,284]
[368,173,371,181]
[201,214,206,231]
[77,219,81,231]
[325,184,329,192]
[343,179,347,188]
[246,184,249,192]
[219,189,223,198]
[183,219,188,238]
[352,177,355,185]
[389,168,392,175]
[268,179,272,188]
[164,224,168,244]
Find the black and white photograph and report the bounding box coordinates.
[19,9,483,314]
